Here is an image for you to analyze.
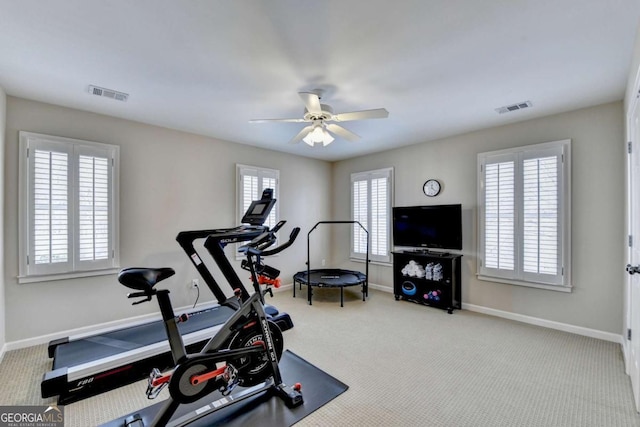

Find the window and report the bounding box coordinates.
[236,164,279,229]
[477,139,571,291]
[18,132,120,282]
[351,167,393,263]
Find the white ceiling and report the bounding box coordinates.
[1,1,639,162]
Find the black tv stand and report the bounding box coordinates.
[403,249,450,257]
[392,251,462,313]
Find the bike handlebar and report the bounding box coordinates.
[238,224,300,258]
[261,227,300,257]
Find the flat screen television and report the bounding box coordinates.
[392,204,462,250]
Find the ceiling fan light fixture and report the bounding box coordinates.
[302,135,315,147]
[303,125,334,146]
[322,131,334,146]
[252,91,387,146]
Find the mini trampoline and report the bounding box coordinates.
[293,221,369,307]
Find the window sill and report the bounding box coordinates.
[477,275,572,293]
[18,268,120,284]
[349,257,392,267]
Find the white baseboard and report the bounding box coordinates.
[463,303,623,344]
[367,283,622,343]
[367,283,622,344]
[369,283,393,293]
[3,315,160,352]
[2,300,221,352]
[1,282,623,352]
[3,286,303,352]
[273,283,293,292]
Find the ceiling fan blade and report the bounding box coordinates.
[299,92,322,115]
[249,118,307,123]
[289,125,314,144]
[325,123,360,142]
[333,108,389,122]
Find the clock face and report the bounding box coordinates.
[423,179,441,197]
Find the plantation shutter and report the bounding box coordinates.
[76,146,113,270]
[370,176,389,257]
[478,141,568,288]
[483,158,515,273]
[242,172,259,216]
[20,132,119,280]
[352,179,368,255]
[30,143,72,275]
[351,168,393,262]
[521,150,562,284]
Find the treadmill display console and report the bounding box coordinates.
[241,195,276,225]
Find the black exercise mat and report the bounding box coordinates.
[100,350,348,427]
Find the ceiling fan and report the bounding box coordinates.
[249,91,389,146]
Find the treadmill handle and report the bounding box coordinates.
[238,221,286,254]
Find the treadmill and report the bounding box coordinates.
[41,190,293,404]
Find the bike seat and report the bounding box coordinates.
[118,267,175,292]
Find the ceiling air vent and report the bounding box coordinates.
[88,85,129,102]
[495,100,532,114]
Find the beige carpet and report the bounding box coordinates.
[1,287,639,426]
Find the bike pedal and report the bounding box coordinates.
[146,368,169,399]
[220,365,239,396]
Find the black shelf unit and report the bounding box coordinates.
[392,251,462,314]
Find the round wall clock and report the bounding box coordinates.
[423,179,441,197]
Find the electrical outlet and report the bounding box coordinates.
[191,279,199,288]
[322,259,326,266]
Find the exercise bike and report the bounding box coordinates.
[118,221,303,427]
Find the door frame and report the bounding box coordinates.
[625,71,640,412]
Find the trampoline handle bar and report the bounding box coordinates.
[260,227,300,257]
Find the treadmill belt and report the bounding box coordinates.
[85,335,140,351]
[53,305,235,369]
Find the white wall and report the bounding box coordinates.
[1,97,629,341]
[4,97,332,342]
[332,101,625,334]
[0,87,6,353]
